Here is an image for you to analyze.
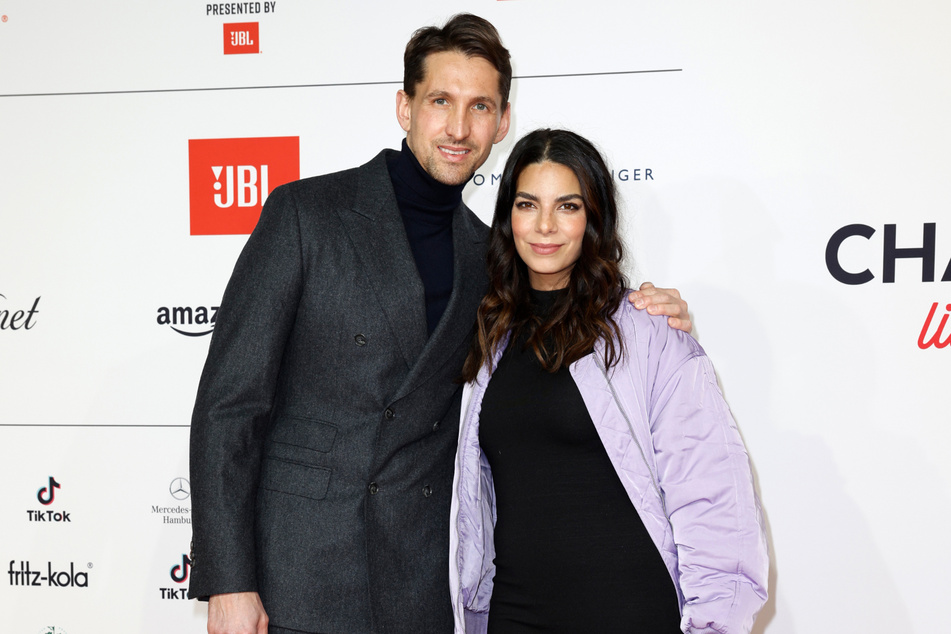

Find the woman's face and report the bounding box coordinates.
[510,161,587,290]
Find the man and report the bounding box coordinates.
[188,14,690,634]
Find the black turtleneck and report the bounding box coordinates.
[386,140,465,335]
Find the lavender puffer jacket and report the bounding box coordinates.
[449,299,769,633]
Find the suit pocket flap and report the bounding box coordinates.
[270,415,337,453]
[261,457,332,500]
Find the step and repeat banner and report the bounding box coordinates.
[1,1,948,632]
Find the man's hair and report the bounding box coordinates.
[461,129,628,382]
[403,13,512,106]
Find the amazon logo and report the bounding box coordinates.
[156,305,219,337]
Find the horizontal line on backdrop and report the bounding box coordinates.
[0,68,682,98]
[0,424,189,428]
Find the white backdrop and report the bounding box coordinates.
[1,1,949,632]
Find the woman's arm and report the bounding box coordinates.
[646,324,768,633]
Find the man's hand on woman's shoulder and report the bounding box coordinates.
[628,282,692,334]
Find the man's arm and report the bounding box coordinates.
[628,281,692,334]
[208,592,269,634]
[189,185,304,605]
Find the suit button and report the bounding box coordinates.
[354,334,367,346]
[422,485,432,498]
[432,420,441,432]
[368,482,379,495]
[384,408,395,420]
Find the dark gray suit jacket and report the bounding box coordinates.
[188,150,489,633]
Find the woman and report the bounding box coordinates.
[449,129,768,633]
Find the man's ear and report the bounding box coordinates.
[396,90,412,133]
[494,102,512,144]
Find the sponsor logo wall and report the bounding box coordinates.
[0,2,948,632]
[188,136,300,235]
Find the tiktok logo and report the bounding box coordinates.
[170,554,191,583]
[37,477,60,505]
[28,477,71,522]
[160,554,192,600]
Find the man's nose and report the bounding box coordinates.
[445,107,471,140]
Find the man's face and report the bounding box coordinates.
[397,50,511,186]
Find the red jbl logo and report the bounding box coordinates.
[224,22,259,55]
[188,137,299,236]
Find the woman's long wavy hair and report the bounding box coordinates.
[461,129,628,381]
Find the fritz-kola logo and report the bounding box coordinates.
[160,554,191,599]
[157,305,218,336]
[0,294,40,330]
[30,476,71,522]
[8,560,90,587]
[188,137,299,235]
[826,222,950,349]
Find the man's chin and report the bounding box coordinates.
[437,173,474,186]
[430,163,476,187]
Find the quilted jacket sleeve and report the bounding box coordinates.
[640,314,768,634]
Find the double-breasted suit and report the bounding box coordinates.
[188,150,489,633]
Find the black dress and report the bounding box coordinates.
[478,289,681,633]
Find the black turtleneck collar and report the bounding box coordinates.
[386,139,464,336]
[387,139,465,216]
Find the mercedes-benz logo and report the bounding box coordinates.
[169,477,191,500]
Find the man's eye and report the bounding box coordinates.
[434,98,448,105]
[474,103,488,111]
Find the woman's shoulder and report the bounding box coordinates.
[614,289,706,361]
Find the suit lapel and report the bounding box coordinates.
[335,151,428,370]
[395,202,487,399]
